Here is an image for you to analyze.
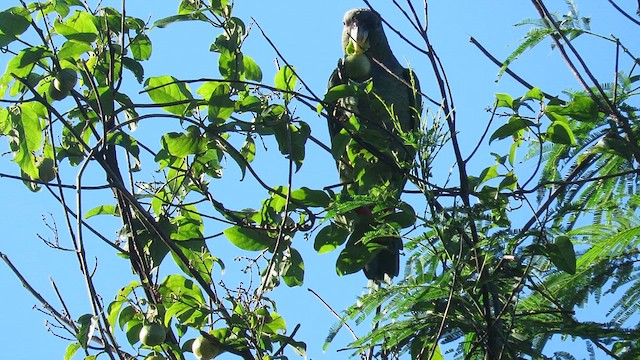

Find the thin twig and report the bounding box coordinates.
[307,288,360,341]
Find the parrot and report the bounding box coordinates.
[326,8,422,281]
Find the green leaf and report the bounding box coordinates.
[152,13,209,28]
[12,102,44,179]
[171,239,214,284]
[54,11,99,43]
[171,205,204,240]
[498,171,518,191]
[546,120,576,145]
[329,128,350,161]
[289,187,331,208]
[243,55,263,82]
[1,46,51,96]
[107,281,140,329]
[472,165,499,189]
[546,94,599,122]
[495,93,514,109]
[240,136,256,164]
[85,204,117,219]
[107,131,141,170]
[224,225,273,251]
[130,33,152,61]
[0,7,31,47]
[272,122,309,171]
[336,243,373,276]
[126,320,143,345]
[314,224,349,254]
[161,127,205,157]
[218,50,244,80]
[547,236,576,274]
[384,203,417,229]
[319,84,357,114]
[122,57,144,83]
[144,75,193,115]
[207,83,235,124]
[263,312,287,334]
[159,274,205,305]
[522,87,544,101]
[58,40,93,61]
[274,65,297,101]
[64,343,81,360]
[489,117,534,143]
[281,247,304,287]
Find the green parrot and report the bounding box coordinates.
[326,8,421,281]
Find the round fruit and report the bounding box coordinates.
[36,157,56,182]
[192,335,222,360]
[344,53,371,81]
[48,84,69,101]
[53,68,77,93]
[139,323,166,346]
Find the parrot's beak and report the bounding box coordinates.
[349,23,369,53]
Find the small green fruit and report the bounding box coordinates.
[36,157,56,182]
[53,68,77,93]
[139,323,166,346]
[192,335,222,360]
[48,84,69,101]
[344,53,371,81]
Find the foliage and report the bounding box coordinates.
[1,0,639,359]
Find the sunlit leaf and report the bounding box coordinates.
[546,120,576,145]
[144,75,193,115]
[130,33,152,61]
[275,65,297,101]
[85,205,117,219]
[224,225,273,251]
[54,11,99,43]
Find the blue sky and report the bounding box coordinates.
[0,0,636,359]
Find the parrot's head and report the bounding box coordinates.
[342,8,385,55]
